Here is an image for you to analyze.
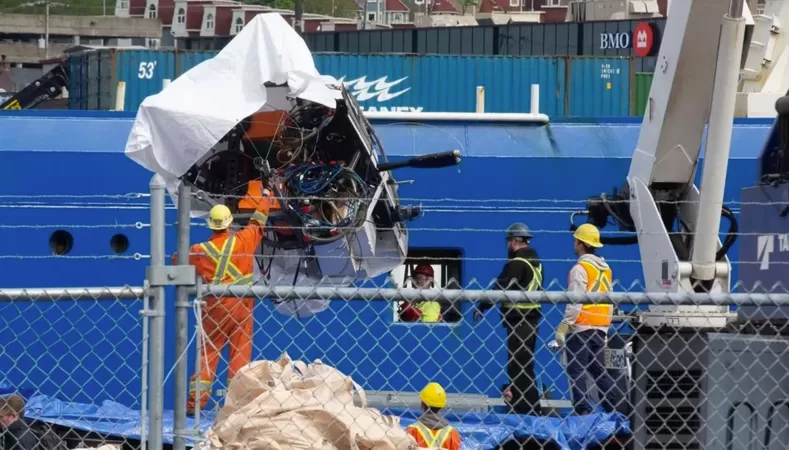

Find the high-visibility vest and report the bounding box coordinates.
[504,257,542,310]
[575,260,613,327]
[407,422,455,449]
[414,301,441,323]
[198,233,254,286]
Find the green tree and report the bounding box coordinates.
[240,0,295,9]
[458,0,477,14]
[0,0,116,15]
[304,0,359,17]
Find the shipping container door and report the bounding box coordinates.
[633,72,653,116]
[67,55,86,110]
[86,51,104,111]
[567,57,630,117]
[116,50,177,112]
[177,51,219,78]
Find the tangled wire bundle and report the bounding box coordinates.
[281,164,372,242]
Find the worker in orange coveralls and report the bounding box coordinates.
[183,183,279,414]
[406,382,461,450]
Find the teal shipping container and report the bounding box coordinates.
[173,52,567,116]
[566,57,631,117]
[68,49,177,111]
[313,54,566,116]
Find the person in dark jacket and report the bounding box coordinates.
[0,395,37,450]
[475,223,544,416]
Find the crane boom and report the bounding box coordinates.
[573,0,750,328]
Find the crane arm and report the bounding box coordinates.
[572,0,750,329]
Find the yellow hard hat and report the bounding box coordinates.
[419,382,447,409]
[573,223,603,248]
[207,204,233,230]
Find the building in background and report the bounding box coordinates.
[116,0,359,49]
[0,13,160,91]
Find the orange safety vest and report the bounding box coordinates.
[575,260,614,327]
[197,233,255,286]
[407,423,457,449]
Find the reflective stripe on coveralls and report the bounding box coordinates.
[575,260,614,327]
[408,422,454,449]
[504,257,542,310]
[198,235,254,286]
[188,229,261,396]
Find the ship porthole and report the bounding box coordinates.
[110,234,130,254]
[49,230,73,256]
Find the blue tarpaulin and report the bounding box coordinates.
[1,386,629,450]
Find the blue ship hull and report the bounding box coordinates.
[0,111,773,412]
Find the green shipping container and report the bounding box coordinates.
[633,72,653,116]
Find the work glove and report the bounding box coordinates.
[555,322,570,347]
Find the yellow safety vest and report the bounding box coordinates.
[575,260,613,327]
[413,301,441,323]
[408,422,454,449]
[504,257,542,310]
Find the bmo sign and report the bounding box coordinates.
[599,22,655,57]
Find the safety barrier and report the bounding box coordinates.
[5,178,789,450]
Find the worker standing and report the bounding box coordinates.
[398,264,442,323]
[555,223,622,415]
[475,223,543,416]
[406,382,461,450]
[185,187,278,414]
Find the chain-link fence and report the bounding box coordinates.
[5,178,789,450]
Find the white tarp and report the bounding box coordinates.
[124,13,338,191]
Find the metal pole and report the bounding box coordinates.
[148,174,166,450]
[294,0,303,34]
[44,2,50,59]
[172,184,191,450]
[195,285,789,307]
[690,0,746,280]
[0,287,144,300]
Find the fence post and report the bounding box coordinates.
[173,183,192,450]
[147,174,167,450]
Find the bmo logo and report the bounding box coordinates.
[633,22,655,57]
[599,22,656,56]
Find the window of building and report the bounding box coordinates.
[206,13,215,29]
[119,0,129,9]
[234,17,244,33]
[147,3,157,18]
[414,0,424,4]
[509,0,519,7]
[176,8,185,24]
[391,249,463,324]
[366,12,376,22]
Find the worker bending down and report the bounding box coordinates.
[185,185,278,414]
[406,382,461,450]
[398,264,442,323]
[556,224,623,415]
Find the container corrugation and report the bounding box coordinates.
[633,72,653,116]
[313,54,566,115]
[68,49,177,111]
[566,57,630,117]
[177,51,218,77]
[305,18,666,57]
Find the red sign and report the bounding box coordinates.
[633,22,655,57]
